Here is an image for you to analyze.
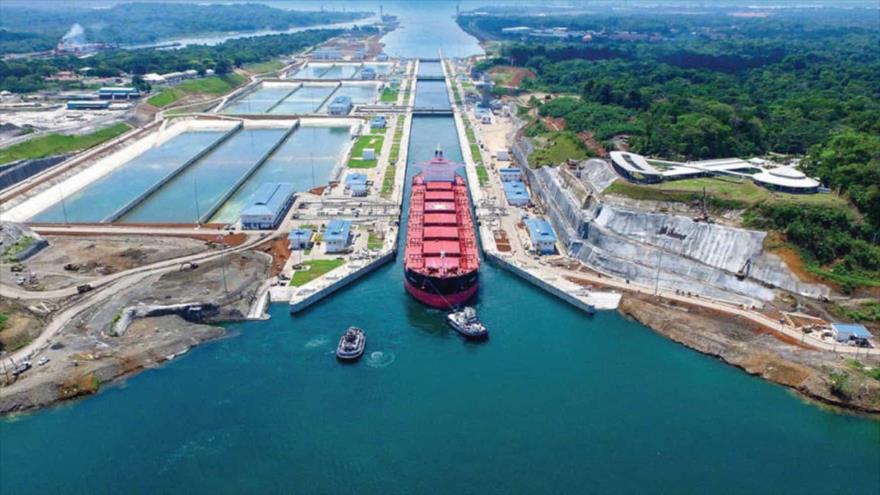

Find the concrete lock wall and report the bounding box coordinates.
[520,157,828,305]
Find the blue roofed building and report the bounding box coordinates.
[371,116,386,129]
[524,218,558,254]
[499,167,522,182]
[288,229,314,250]
[360,67,377,80]
[239,182,295,230]
[328,95,353,115]
[503,181,531,206]
[97,87,140,100]
[324,219,352,253]
[831,323,872,345]
[344,173,369,197]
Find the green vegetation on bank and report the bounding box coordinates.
[0,123,130,166]
[0,312,7,332]
[527,131,590,168]
[1,28,356,93]
[244,60,285,74]
[462,121,488,187]
[147,73,246,107]
[0,3,366,54]
[382,118,406,198]
[2,236,34,262]
[463,9,880,288]
[289,259,345,287]
[367,232,383,250]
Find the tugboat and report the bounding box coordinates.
[446,307,488,340]
[336,326,366,361]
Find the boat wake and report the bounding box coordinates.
[365,350,395,368]
[304,335,329,349]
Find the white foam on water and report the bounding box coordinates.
[304,335,329,349]
[365,350,395,369]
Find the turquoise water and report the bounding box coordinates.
[30,131,226,223]
[120,128,288,224]
[222,85,296,114]
[4,4,880,494]
[418,61,444,77]
[270,85,337,114]
[415,80,451,108]
[210,126,351,223]
[2,116,878,495]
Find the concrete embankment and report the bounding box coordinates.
[442,56,619,313]
[284,248,397,314]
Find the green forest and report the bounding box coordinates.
[0,3,367,54]
[0,28,355,93]
[460,9,880,289]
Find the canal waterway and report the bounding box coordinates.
[269,85,337,115]
[222,85,296,115]
[2,3,879,494]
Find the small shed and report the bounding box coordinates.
[831,323,872,345]
[288,229,313,250]
[324,220,353,253]
[370,116,386,129]
[524,218,558,254]
[363,148,376,160]
[328,95,353,116]
[503,181,531,206]
[495,149,511,161]
[499,167,521,182]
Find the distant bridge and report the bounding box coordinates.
[412,107,454,116]
[416,75,446,81]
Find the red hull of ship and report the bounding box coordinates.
[403,150,480,309]
[404,279,478,309]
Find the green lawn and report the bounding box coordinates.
[476,165,489,187]
[0,123,130,166]
[347,134,384,168]
[367,232,383,250]
[147,73,246,107]
[380,87,399,103]
[528,132,589,167]
[244,60,284,74]
[605,177,850,209]
[289,259,345,287]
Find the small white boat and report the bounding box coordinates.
[336,326,366,361]
[447,307,488,340]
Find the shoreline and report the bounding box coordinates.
[617,292,880,416]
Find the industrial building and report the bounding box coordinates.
[499,167,522,182]
[288,229,314,251]
[312,48,342,60]
[67,100,111,110]
[370,116,386,129]
[360,67,377,80]
[324,219,353,253]
[97,87,140,100]
[503,180,531,206]
[345,173,369,197]
[328,95,353,116]
[831,323,872,346]
[524,218,558,254]
[609,151,821,193]
[239,182,295,230]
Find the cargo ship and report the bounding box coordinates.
[404,148,480,308]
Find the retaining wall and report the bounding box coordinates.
[288,249,396,313]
